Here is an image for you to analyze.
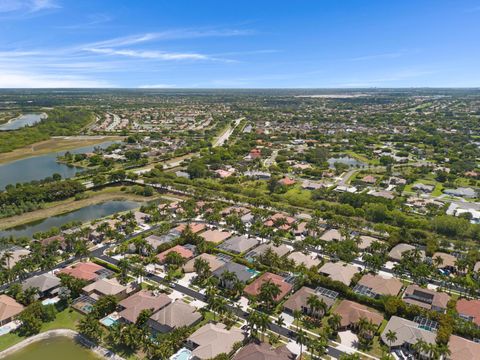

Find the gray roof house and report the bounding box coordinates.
[187,323,245,359]
[444,187,476,198]
[213,262,257,288]
[381,316,436,349]
[218,236,260,254]
[22,273,61,298]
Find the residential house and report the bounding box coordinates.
[187,323,245,359]
[0,295,24,326]
[218,236,260,254]
[22,273,61,299]
[233,342,296,360]
[380,316,436,350]
[283,286,335,317]
[213,262,257,286]
[175,222,206,234]
[183,253,226,273]
[354,274,403,297]
[456,299,480,326]
[156,245,194,264]
[432,252,457,272]
[319,262,359,286]
[244,272,293,301]
[148,300,202,333]
[118,291,171,324]
[287,252,321,268]
[320,229,344,242]
[82,277,135,300]
[200,230,232,244]
[444,187,476,198]
[448,335,480,360]
[357,235,384,250]
[333,300,383,330]
[402,285,450,312]
[0,246,30,269]
[246,243,291,259]
[388,243,425,262]
[58,262,111,282]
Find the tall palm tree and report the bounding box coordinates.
[328,313,342,334]
[296,329,308,360]
[385,329,397,352]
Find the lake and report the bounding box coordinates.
[3,336,101,360]
[0,200,140,238]
[0,113,46,131]
[328,155,365,169]
[0,141,117,189]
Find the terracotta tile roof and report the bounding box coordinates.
[183,253,225,273]
[233,342,296,360]
[403,285,450,311]
[448,335,480,360]
[456,299,480,326]
[156,245,194,263]
[283,286,335,313]
[244,272,293,301]
[58,262,105,281]
[0,295,24,323]
[175,222,206,234]
[319,261,359,286]
[188,323,245,359]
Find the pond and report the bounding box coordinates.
[327,155,365,169]
[3,336,101,360]
[0,200,140,239]
[0,141,118,189]
[0,113,46,131]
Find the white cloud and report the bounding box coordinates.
[85,48,209,60]
[0,0,59,13]
[348,52,404,61]
[0,69,114,88]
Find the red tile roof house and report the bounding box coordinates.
[361,175,377,184]
[279,177,296,186]
[456,299,480,326]
[175,222,206,234]
[118,291,171,324]
[244,272,293,302]
[156,245,194,264]
[58,262,108,282]
[264,213,296,230]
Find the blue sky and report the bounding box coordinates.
[0,0,479,88]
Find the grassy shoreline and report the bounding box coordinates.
[0,136,124,165]
[0,187,153,230]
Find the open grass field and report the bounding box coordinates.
[0,186,154,230]
[0,136,124,164]
[0,308,83,352]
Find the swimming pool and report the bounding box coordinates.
[246,268,260,277]
[42,297,60,306]
[170,348,192,360]
[0,325,13,336]
[82,304,94,313]
[100,315,118,327]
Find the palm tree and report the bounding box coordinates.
[328,313,342,334]
[256,312,270,341]
[296,329,308,360]
[275,315,285,327]
[293,309,303,329]
[258,280,281,309]
[385,329,397,352]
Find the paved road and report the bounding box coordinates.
[212,117,244,147]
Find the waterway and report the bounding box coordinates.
[328,155,365,169]
[0,141,117,189]
[0,200,140,239]
[0,113,46,131]
[2,336,101,360]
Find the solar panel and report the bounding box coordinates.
[216,253,232,262]
[414,316,438,331]
[353,284,377,298]
[315,286,339,300]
